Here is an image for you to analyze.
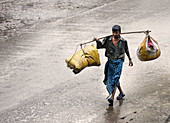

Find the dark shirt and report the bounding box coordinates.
[96,36,131,61]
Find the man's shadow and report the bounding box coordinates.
[104,99,124,122]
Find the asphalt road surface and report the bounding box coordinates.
[0,0,170,123]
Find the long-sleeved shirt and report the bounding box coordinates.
[96,36,131,61]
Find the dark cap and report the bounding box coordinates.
[112,25,121,33]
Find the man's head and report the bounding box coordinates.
[112,25,121,39]
[112,25,121,33]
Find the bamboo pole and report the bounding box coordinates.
[80,30,151,46]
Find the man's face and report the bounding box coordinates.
[113,31,120,39]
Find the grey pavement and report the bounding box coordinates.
[0,0,170,122]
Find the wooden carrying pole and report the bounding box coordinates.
[80,30,151,46]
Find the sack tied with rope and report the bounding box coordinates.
[137,34,161,61]
[65,45,101,74]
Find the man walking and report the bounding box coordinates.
[93,25,133,106]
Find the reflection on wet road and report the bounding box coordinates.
[105,100,124,122]
[0,0,170,122]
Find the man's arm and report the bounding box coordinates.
[125,41,133,66]
[93,37,107,49]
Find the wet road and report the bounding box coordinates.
[0,0,170,122]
